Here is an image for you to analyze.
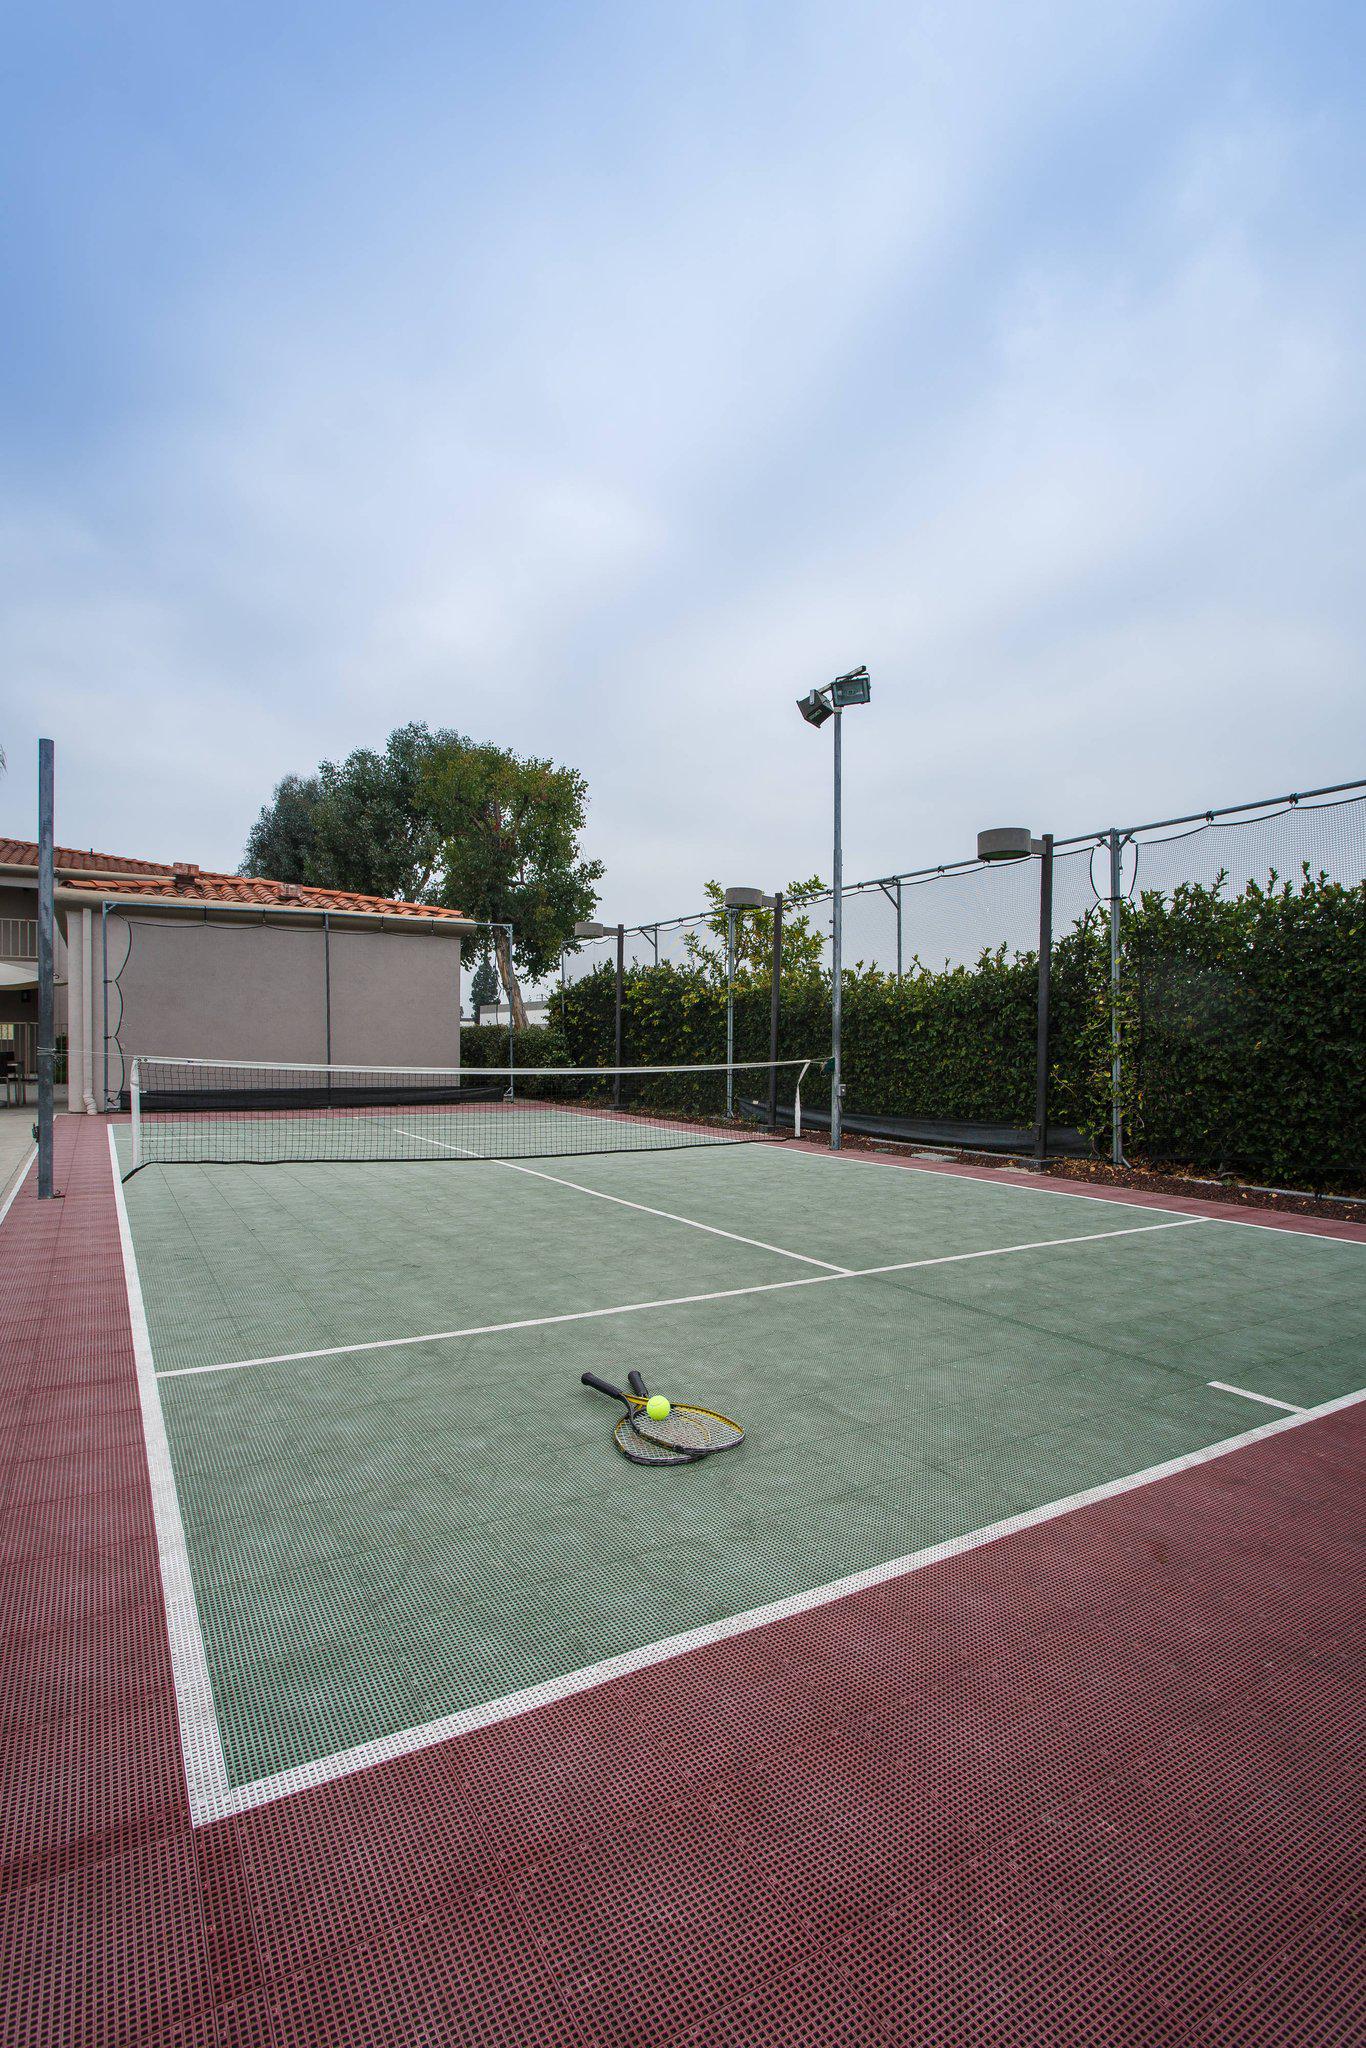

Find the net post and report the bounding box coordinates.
[768,893,782,1130]
[793,1058,810,1138]
[130,1056,142,1174]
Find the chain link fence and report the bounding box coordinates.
[552,781,1365,1190]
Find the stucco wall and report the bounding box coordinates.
[328,928,462,1065]
[100,912,461,1098]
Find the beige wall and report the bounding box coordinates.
[328,928,462,1065]
[84,910,462,1102]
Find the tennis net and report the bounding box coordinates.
[126,1055,815,1173]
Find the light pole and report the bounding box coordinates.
[573,918,625,1102]
[722,887,770,1116]
[797,666,871,1150]
[36,739,56,1199]
[977,825,1054,1161]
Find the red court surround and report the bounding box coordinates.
[2,1118,1361,2045]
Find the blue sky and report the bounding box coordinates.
[2,0,1363,917]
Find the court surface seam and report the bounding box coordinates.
[155,1214,1210,1380]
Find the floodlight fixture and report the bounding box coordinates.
[573,919,608,940]
[723,886,769,911]
[830,666,871,708]
[795,664,872,1149]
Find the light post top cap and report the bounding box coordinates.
[573,919,608,939]
[723,887,770,910]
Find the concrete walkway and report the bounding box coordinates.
[0,1101,39,1215]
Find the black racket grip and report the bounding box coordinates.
[581,1372,631,1403]
[628,1370,649,1400]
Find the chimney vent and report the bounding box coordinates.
[278,881,303,902]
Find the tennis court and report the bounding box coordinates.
[5,1104,1364,2045]
[109,1102,1366,1823]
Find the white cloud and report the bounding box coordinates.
[2,0,1363,915]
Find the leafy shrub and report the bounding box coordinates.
[550,871,1364,1189]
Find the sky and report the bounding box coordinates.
[1,0,1364,925]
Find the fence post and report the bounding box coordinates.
[1109,829,1123,1163]
[614,923,624,1104]
[768,893,783,1130]
[1033,835,1054,1161]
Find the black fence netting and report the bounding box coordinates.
[551,786,1366,1192]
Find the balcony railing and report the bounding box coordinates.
[0,919,38,961]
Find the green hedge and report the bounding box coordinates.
[552,872,1365,1189]
[460,1023,569,1071]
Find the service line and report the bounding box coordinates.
[157,1215,1208,1381]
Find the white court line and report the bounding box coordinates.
[779,1142,1366,1243]
[114,1119,1362,1827]
[109,1127,230,1825]
[394,1124,851,1272]
[1208,1380,1306,1414]
[156,1216,1207,1381]
[0,1143,37,1231]
[195,1380,1366,1823]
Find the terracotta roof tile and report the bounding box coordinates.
[61,871,469,921]
[0,839,177,876]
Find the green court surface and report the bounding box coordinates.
[113,1133,1366,1805]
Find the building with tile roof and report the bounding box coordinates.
[0,839,473,1110]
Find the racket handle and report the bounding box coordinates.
[581,1372,630,1403]
[627,1370,649,1400]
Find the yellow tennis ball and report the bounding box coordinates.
[645,1395,671,1422]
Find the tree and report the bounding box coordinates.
[240,724,449,900]
[469,957,499,1017]
[240,772,325,886]
[681,878,828,987]
[424,740,604,1027]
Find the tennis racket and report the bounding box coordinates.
[581,1373,744,1457]
[582,1374,701,1465]
[627,1369,745,1455]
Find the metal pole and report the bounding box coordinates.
[322,913,332,1065]
[614,922,624,1105]
[1109,829,1123,1164]
[831,706,843,1150]
[895,879,903,982]
[768,893,783,1130]
[725,906,736,1118]
[36,739,55,1197]
[101,903,109,1112]
[507,926,515,1084]
[1033,833,1054,1162]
